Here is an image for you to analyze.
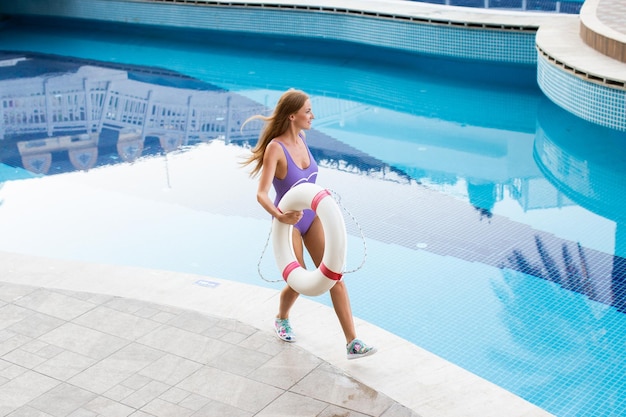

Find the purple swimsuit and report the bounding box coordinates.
[273,137,319,235]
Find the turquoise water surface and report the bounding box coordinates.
[1,17,626,417]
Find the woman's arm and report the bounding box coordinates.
[257,141,302,225]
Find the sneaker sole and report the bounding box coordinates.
[274,328,296,343]
[347,346,377,360]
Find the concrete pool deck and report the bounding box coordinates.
[1,0,625,416]
[0,251,551,417]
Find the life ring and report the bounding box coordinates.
[272,182,347,296]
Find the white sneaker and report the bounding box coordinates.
[274,318,296,342]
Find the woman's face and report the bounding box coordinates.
[292,99,314,130]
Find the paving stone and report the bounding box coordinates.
[34,350,97,381]
[9,312,64,338]
[0,304,33,331]
[5,405,56,416]
[0,371,60,416]
[166,311,219,334]
[121,380,170,409]
[104,383,137,402]
[248,346,323,390]
[39,323,128,360]
[255,391,328,417]
[290,363,395,416]
[176,367,283,414]
[0,283,36,303]
[72,306,162,340]
[13,289,96,321]
[26,383,96,417]
[139,398,194,417]
[158,387,191,404]
[0,332,32,357]
[68,343,165,394]
[177,393,211,411]
[138,353,202,385]
[206,343,273,377]
[137,325,230,364]
[2,347,49,369]
[191,400,253,417]
[82,396,135,417]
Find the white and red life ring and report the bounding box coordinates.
[272,182,347,296]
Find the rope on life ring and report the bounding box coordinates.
[272,182,347,296]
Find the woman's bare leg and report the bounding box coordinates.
[277,227,305,319]
[304,218,356,344]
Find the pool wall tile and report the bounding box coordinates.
[0,0,538,64]
[537,54,626,131]
[0,1,623,129]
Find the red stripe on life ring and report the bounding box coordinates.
[320,262,343,281]
[282,261,301,281]
[311,189,331,212]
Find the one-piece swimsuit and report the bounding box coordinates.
[272,136,318,235]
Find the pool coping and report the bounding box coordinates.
[144,0,562,29]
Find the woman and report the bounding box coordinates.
[242,89,376,360]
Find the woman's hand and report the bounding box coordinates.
[278,210,303,225]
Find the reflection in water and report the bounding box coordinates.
[0,53,399,179]
[0,55,267,174]
[491,267,626,417]
[1,40,625,417]
[2,52,625,315]
[534,99,626,312]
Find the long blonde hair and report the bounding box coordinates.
[241,88,309,177]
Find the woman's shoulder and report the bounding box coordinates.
[267,139,284,151]
[264,139,286,159]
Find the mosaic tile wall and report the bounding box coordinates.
[0,0,538,64]
[1,0,623,131]
[537,54,626,131]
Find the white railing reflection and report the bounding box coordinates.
[0,65,268,173]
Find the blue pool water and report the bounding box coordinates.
[1,17,626,417]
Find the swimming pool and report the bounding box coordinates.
[1,16,626,417]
